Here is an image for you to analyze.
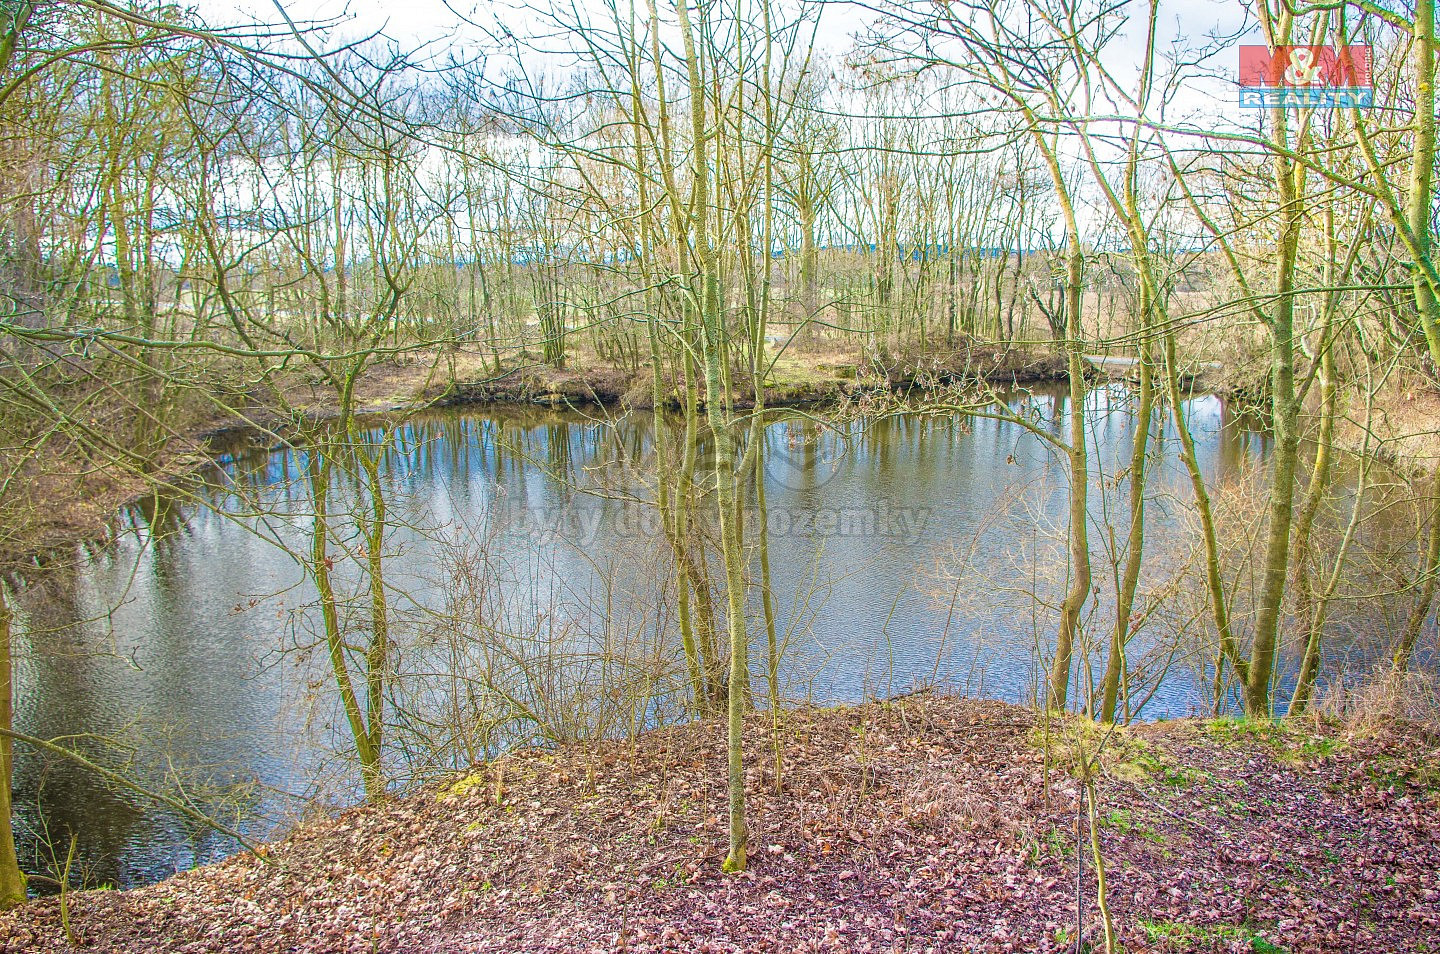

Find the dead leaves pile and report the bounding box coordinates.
[2,698,1436,953]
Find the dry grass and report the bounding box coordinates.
[1320,665,1440,734]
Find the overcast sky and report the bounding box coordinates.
[191,0,1265,134]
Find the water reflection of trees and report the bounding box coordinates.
[12,390,1440,887]
[12,500,267,891]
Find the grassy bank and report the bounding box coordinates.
[2,695,1436,953]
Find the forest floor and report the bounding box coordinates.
[3,695,1438,953]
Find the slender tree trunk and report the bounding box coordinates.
[1100,333,1153,722]
[357,443,390,798]
[1394,471,1440,670]
[678,379,722,709]
[1164,331,1246,697]
[1289,338,1338,715]
[795,142,818,333]
[0,590,25,909]
[1408,0,1439,369]
[670,0,747,871]
[307,431,382,801]
[1377,0,1440,669]
[756,441,782,789]
[1034,131,1090,713]
[1246,96,1306,718]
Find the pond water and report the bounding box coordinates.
[11,384,1280,890]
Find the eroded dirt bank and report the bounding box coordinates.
[2,696,1437,953]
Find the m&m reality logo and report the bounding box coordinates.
[1238,45,1373,108]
